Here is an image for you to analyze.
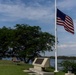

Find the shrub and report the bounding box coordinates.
[60,60,76,74]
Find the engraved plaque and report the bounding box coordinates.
[35,58,44,64]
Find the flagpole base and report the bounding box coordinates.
[54,70,58,72]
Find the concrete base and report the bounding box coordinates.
[29,68,54,75]
[65,73,75,75]
[23,70,31,73]
[54,70,58,72]
[23,70,36,75]
[23,68,54,75]
[34,66,43,71]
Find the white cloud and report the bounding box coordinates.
[57,43,76,56]
[57,0,76,10]
[58,43,76,49]
[42,43,76,56]
[0,0,54,22]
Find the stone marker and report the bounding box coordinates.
[29,57,54,75]
[32,57,50,71]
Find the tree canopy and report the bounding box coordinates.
[0,24,55,63]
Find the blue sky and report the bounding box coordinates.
[0,0,76,56]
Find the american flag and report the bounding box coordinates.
[57,9,74,34]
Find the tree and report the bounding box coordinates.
[12,24,55,63]
[0,24,55,63]
[0,26,13,57]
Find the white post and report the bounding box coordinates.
[54,0,58,72]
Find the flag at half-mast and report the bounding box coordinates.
[57,9,74,34]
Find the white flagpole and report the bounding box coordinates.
[54,0,58,72]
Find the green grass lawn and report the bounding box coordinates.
[0,60,65,75]
[54,71,65,75]
[0,60,33,75]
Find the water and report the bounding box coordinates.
[50,58,63,67]
[2,57,64,69]
[50,58,64,70]
[2,57,12,60]
[2,57,64,66]
[1,57,71,70]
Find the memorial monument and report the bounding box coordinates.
[31,57,50,71]
[29,57,54,75]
